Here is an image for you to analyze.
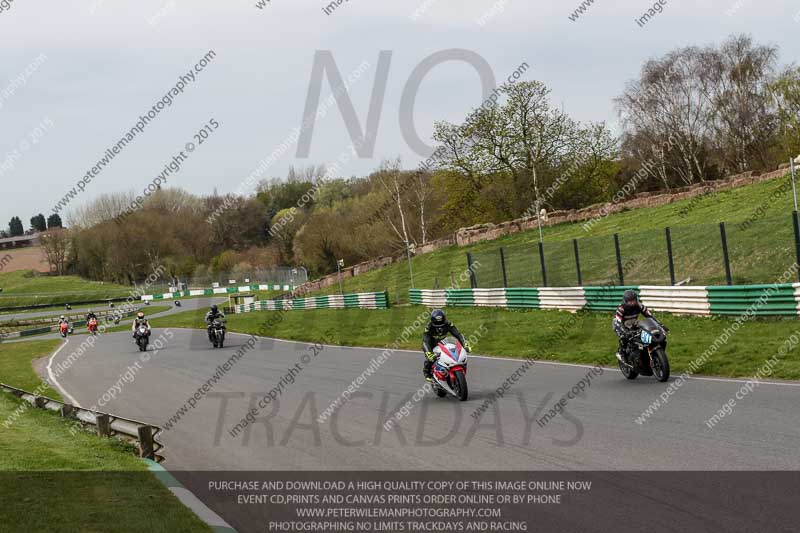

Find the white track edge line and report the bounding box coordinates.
[46,340,82,407]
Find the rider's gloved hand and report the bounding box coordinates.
[425,351,436,362]
[464,342,472,353]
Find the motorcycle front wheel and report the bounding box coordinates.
[652,347,670,382]
[452,370,468,401]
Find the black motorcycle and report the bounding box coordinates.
[210,319,226,348]
[619,317,670,382]
[134,324,150,352]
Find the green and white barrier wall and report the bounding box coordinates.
[141,284,293,302]
[410,284,800,317]
[234,291,390,313]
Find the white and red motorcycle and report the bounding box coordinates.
[431,337,469,401]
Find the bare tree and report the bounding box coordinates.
[412,172,432,245]
[617,47,716,186]
[702,35,779,173]
[66,191,136,228]
[40,228,69,275]
[375,159,413,249]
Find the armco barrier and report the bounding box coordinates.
[0,383,164,462]
[141,284,293,302]
[707,284,799,316]
[234,291,389,313]
[410,283,800,317]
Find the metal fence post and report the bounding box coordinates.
[719,222,732,285]
[466,253,477,289]
[538,242,548,287]
[138,426,155,460]
[499,247,508,288]
[792,212,800,283]
[573,239,582,286]
[665,227,676,286]
[614,233,624,285]
[96,414,111,437]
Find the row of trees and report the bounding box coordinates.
[53,34,799,282]
[617,35,799,188]
[3,214,62,238]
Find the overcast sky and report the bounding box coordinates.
[1,0,799,228]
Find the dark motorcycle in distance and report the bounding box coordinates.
[134,324,150,352]
[619,318,670,382]
[210,319,225,348]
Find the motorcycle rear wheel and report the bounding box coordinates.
[619,359,638,380]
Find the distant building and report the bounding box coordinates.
[0,234,40,249]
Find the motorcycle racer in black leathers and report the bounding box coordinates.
[132,312,151,338]
[205,304,226,342]
[422,309,470,382]
[613,289,658,363]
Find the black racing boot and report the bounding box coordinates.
[423,359,433,382]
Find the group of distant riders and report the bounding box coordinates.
[55,291,661,380]
[56,304,224,340]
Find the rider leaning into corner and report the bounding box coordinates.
[85,309,97,322]
[422,309,471,382]
[132,312,151,338]
[613,289,661,363]
[204,304,225,341]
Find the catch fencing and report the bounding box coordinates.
[141,283,293,302]
[410,283,800,317]
[457,212,800,289]
[234,291,390,313]
[143,266,308,295]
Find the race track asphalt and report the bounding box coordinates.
[42,327,800,472]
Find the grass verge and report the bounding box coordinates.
[309,173,798,302]
[151,306,800,381]
[0,270,135,308]
[0,341,212,532]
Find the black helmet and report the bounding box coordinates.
[211,304,218,313]
[137,312,145,319]
[623,290,638,304]
[431,309,446,326]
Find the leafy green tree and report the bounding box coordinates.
[47,213,63,229]
[8,217,24,236]
[433,80,618,217]
[771,66,800,160]
[30,214,47,232]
